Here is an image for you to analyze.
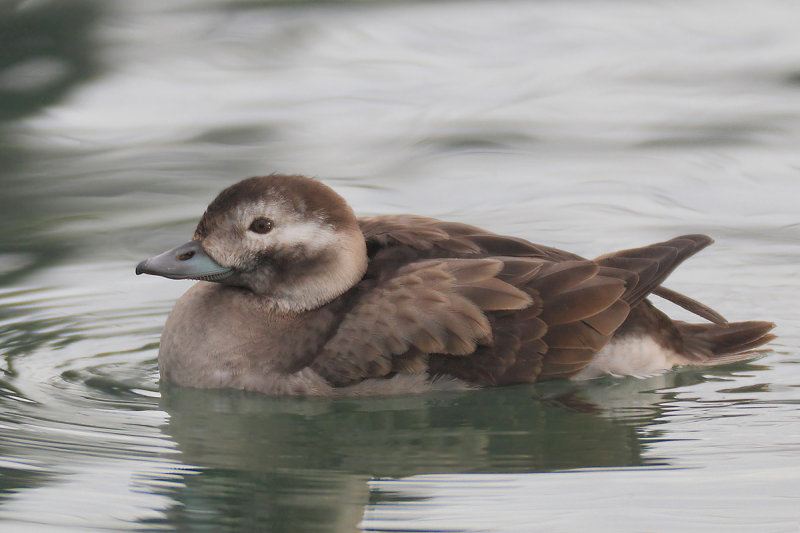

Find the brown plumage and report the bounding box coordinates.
[137,174,776,396]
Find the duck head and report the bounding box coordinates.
[136,175,368,312]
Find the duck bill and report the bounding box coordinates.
[136,240,233,282]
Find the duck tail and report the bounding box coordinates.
[676,320,777,365]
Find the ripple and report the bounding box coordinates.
[1,0,800,530]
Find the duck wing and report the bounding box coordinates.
[360,216,726,324]
[359,215,581,262]
[594,234,729,324]
[311,228,737,387]
[309,256,630,387]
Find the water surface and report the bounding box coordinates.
[1,0,799,531]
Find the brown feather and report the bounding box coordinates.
[457,279,533,310]
[312,216,773,388]
[581,300,630,335]
[537,277,626,326]
[676,320,777,357]
[543,321,609,351]
[496,257,547,285]
[445,258,504,282]
[653,286,728,325]
[311,257,534,386]
[530,261,600,299]
[596,235,713,308]
[539,347,597,379]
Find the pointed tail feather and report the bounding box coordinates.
[676,320,776,365]
[652,286,728,325]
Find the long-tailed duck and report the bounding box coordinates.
[137,174,775,396]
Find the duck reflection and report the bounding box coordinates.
[146,373,710,532]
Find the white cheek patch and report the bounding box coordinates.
[236,200,336,255]
[206,199,342,276]
[271,220,337,251]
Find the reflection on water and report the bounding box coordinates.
[1,0,800,531]
[146,382,649,532]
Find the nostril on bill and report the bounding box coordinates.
[178,251,195,261]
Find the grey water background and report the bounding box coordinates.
[1,0,799,531]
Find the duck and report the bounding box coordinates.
[136,174,776,396]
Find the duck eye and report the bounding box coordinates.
[248,217,273,234]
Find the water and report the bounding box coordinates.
[1,0,800,531]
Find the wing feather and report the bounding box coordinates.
[342,218,737,386]
[310,258,534,386]
[537,277,626,326]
